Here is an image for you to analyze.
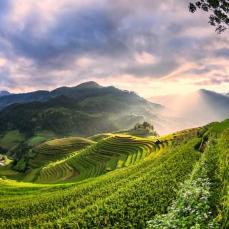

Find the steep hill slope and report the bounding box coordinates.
[0,120,228,228]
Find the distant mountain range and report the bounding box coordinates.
[0,81,103,110]
[0,81,162,138]
[0,82,228,139]
[0,91,10,97]
[149,89,229,128]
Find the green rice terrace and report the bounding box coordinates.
[0,120,228,228]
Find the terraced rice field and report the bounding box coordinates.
[0,121,228,228]
[34,130,196,184]
[24,137,94,182]
[36,135,158,183]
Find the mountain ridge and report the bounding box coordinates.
[0,82,162,152]
[0,90,11,97]
[0,81,156,110]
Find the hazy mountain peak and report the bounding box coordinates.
[0,90,10,97]
[52,81,102,94]
[197,89,229,100]
[75,81,102,89]
[198,88,216,95]
[198,88,208,93]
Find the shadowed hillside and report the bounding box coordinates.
[0,82,162,162]
[0,91,10,97]
[0,81,159,111]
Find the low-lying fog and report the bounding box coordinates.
[149,89,229,135]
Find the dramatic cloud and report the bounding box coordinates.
[0,0,228,96]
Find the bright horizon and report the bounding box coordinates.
[0,0,228,97]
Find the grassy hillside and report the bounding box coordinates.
[0,121,228,228]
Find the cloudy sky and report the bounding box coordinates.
[0,0,228,97]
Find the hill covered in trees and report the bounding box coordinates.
[0,82,162,158]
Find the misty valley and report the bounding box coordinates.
[0,82,228,228]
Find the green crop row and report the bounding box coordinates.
[1,124,227,228]
[0,134,201,228]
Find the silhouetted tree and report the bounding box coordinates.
[133,122,158,136]
[142,122,151,129]
[189,0,229,33]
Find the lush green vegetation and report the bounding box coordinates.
[147,120,229,229]
[0,130,25,150]
[0,84,161,172]
[0,154,22,181]
[24,137,95,182]
[0,121,228,228]
[35,134,156,183]
[116,121,159,137]
[0,83,159,140]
